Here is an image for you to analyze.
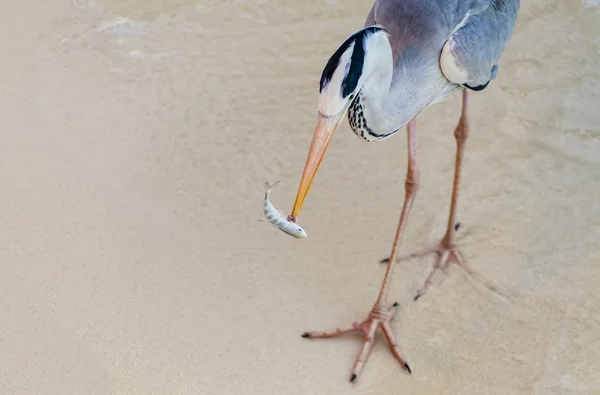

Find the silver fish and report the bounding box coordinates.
[262,181,308,239]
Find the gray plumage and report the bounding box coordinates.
[334,0,520,142]
[366,0,519,88]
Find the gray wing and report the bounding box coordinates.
[365,3,376,27]
[440,0,520,90]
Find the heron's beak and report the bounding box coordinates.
[291,111,346,219]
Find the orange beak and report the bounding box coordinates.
[290,111,347,219]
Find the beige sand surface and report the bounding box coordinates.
[1,1,599,394]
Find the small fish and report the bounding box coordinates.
[262,181,308,239]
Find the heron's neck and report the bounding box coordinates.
[348,48,454,142]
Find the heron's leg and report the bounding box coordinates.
[441,90,469,248]
[375,118,420,305]
[301,121,418,382]
[393,91,501,301]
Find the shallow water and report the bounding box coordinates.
[1,1,599,394]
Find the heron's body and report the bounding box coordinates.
[331,0,520,142]
[286,0,520,383]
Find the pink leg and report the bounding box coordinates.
[302,121,419,382]
[394,91,501,301]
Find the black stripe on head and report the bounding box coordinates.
[319,26,388,96]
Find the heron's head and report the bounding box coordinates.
[290,25,392,219]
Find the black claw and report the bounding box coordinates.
[455,222,461,231]
[393,302,399,307]
[413,294,421,302]
[405,363,412,374]
[379,258,389,264]
[301,332,310,338]
[350,373,357,383]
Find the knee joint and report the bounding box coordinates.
[405,170,420,193]
[454,118,469,142]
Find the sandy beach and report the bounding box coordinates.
[1,1,599,394]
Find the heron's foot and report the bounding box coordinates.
[379,222,463,265]
[397,241,500,301]
[301,302,411,382]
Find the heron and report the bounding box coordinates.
[287,0,520,382]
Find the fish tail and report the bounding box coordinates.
[264,180,280,192]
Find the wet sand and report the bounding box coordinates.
[1,1,599,394]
